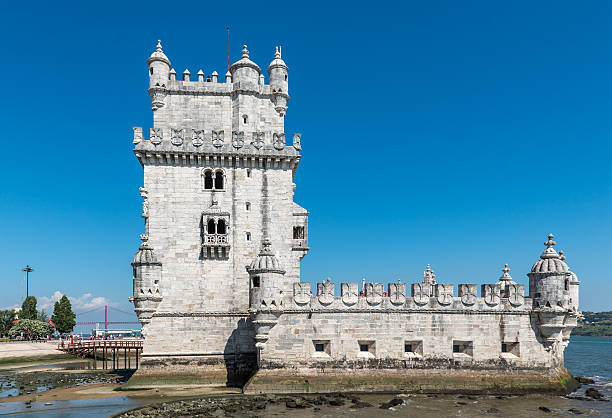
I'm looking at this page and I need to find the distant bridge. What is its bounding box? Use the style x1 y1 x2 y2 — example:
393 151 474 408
76 305 139 329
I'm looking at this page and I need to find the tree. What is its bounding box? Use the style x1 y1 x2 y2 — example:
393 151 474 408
20 296 38 320
37 309 49 323
0 310 16 336
8 319 50 339
52 295 76 334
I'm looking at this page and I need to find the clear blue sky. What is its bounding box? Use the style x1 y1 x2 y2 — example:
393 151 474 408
1 1 611 329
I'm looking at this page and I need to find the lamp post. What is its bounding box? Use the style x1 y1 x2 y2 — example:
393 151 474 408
22 265 34 299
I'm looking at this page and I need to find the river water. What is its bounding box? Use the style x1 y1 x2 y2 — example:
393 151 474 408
0 336 610 417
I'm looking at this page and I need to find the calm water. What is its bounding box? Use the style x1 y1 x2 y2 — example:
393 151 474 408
0 336 610 417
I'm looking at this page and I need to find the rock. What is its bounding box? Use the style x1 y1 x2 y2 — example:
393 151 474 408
388 398 404 407
456 401 468 405
568 408 584 415
575 376 595 384
328 399 345 406
585 388 604 400
538 406 551 413
354 401 373 408
486 408 500 413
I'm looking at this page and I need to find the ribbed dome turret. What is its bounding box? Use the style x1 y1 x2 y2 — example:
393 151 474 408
530 234 569 273
147 40 171 66
230 45 261 77
132 240 161 265
268 46 288 72
248 238 285 274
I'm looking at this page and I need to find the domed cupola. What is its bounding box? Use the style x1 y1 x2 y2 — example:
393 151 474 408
530 234 570 274
230 45 261 88
248 238 285 274
147 39 171 67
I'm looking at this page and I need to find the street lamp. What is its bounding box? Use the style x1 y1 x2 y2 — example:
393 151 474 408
22 265 34 299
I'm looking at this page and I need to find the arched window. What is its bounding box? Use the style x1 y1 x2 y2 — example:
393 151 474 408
204 170 213 189
207 219 216 234
243 115 248 124
217 219 226 234
214 170 224 190
245 202 251 211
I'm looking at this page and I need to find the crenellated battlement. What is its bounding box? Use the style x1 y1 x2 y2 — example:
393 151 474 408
288 278 529 312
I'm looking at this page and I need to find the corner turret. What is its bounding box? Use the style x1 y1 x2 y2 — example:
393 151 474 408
130 235 162 332
147 40 170 89
268 46 289 116
230 45 261 89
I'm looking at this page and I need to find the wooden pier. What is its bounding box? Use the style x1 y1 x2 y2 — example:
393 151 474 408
57 340 143 370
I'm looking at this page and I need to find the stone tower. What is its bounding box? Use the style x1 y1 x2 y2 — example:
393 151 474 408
131 41 309 383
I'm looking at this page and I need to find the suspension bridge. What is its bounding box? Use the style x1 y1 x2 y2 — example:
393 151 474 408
75 305 139 331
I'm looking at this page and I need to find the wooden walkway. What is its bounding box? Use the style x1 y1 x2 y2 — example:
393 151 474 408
57 340 143 370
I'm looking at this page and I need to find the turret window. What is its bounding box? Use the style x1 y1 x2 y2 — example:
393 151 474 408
150 68 154 75
246 202 251 211
243 115 248 124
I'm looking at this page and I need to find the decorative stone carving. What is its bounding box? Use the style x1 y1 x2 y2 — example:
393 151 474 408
293 133 302 151
252 132 265 149
232 131 245 149
341 283 358 305
388 281 406 305
482 284 501 306
149 88 167 111
317 278 334 305
212 130 224 148
436 284 453 306
133 127 143 144
192 129 204 147
366 283 383 305
171 128 184 146
459 284 477 306
412 283 431 305
139 187 148 218
507 284 525 307
293 282 311 305
150 128 162 145
273 133 285 150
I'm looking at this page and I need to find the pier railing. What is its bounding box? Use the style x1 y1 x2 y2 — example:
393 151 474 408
57 340 143 370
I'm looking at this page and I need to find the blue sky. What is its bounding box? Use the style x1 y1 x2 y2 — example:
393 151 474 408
1 1 611 330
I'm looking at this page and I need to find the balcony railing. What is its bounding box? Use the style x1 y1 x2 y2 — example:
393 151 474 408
203 234 229 246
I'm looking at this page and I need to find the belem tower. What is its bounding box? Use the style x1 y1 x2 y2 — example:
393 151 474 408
130 40 581 393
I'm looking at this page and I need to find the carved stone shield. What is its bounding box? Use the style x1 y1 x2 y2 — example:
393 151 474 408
436 284 453 306
366 283 383 305
133 127 143 144
273 133 285 150
171 128 184 146
252 132 265 149
232 131 245 149
317 280 334 305
482 284 501 306
192 130 204 147
341 283 358 305
293 282 311 305
507 284 524 307
150 128 162 145
212 130 224 148
388 282 406 305
293 133 302 151
412 283 431 305
459 284 477 306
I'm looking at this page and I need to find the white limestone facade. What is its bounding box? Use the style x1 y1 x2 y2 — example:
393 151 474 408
131 41 580 392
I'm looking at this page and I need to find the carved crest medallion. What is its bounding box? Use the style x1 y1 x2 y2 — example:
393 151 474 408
436 284 453 306
273 133 285 150
412 283 431 305
293 133 302 151
317 279 334 305
192 130 204 147
482 284 501 306
293 282 311 305
459 284 477 306
252 132 265 149
232 131 245 149
341 283 358 305
150 128 163 145
212 130 224 148
133 127 143 144
507 284 524 307
388 282 406 305
171 128 184 146
366 283 383 305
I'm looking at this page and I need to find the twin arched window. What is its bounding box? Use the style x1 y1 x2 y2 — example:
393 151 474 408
206 218 226 235
203 169 224 190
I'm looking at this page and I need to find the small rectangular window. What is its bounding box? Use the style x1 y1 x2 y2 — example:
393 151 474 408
501 342 520 357
315 343 324 352
246 232 251 241
252 277 260 288
359 344 369 352
246 202 251 211
404 340 423 357
452 340 473 357
453 344 460 353
501 343 508 353
404 343 412 353
293 226 305 240
312 340 330 356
